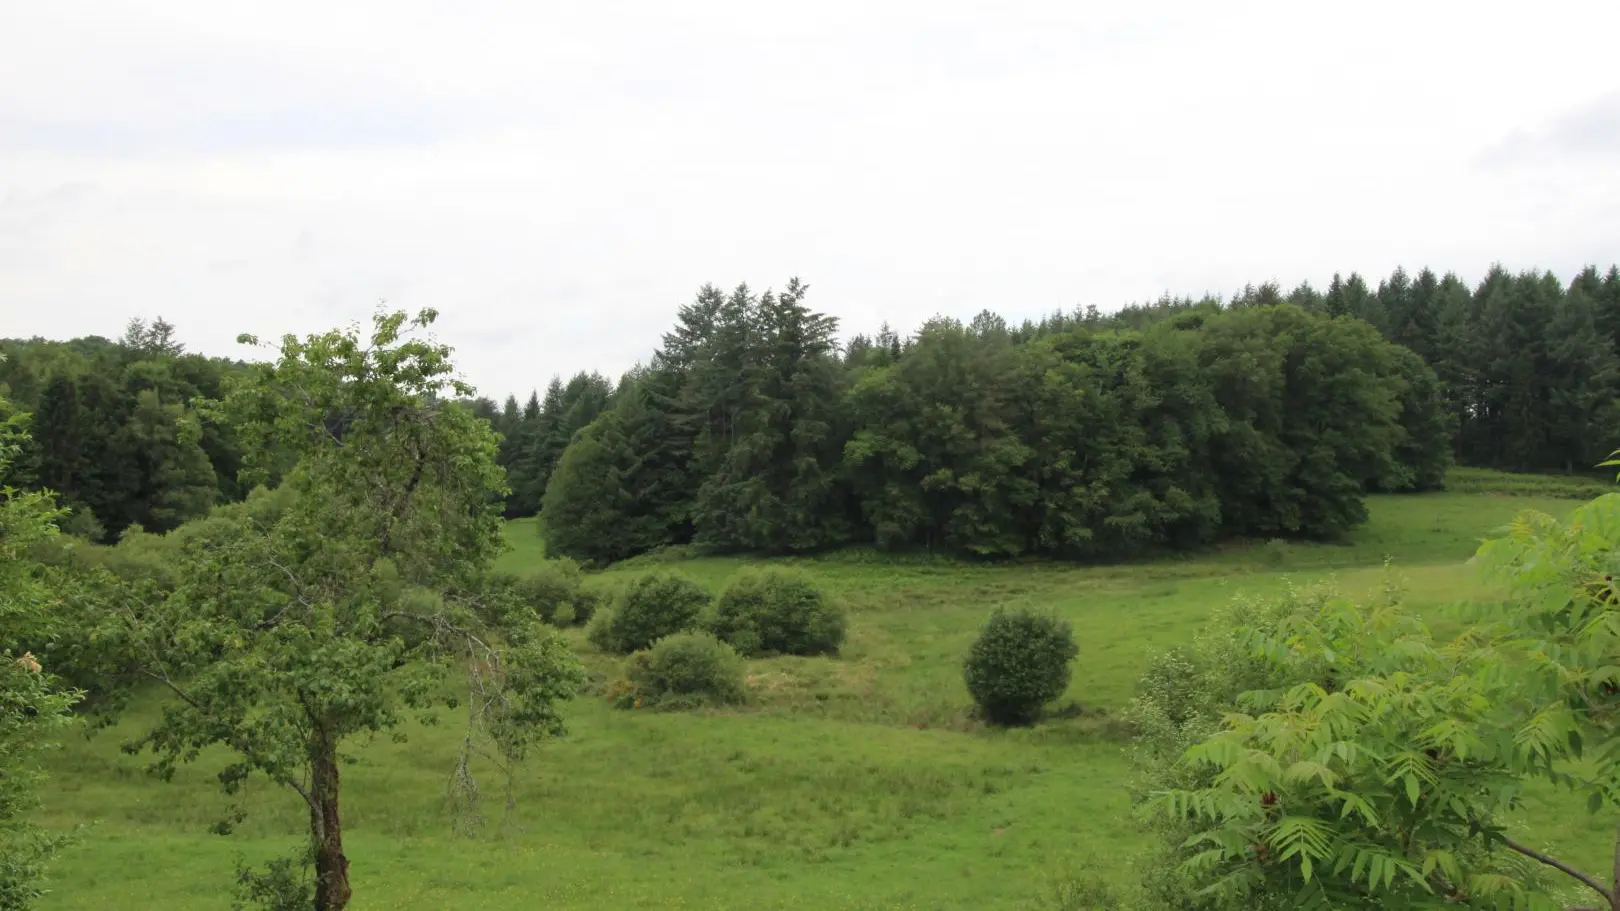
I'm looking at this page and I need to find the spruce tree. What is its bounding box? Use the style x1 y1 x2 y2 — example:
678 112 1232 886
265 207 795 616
691 280 846 551
1545 277 1620 472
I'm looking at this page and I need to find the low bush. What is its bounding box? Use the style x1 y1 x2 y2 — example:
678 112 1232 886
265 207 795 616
587 571 709 654
612 631 747 710
963 607 1078 725
1260 538 1290 567
709 568 845 657
510 557 597 625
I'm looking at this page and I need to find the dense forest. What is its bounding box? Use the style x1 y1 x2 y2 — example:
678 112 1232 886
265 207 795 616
537 280 1451 563
0 318 247 540
5 264 1619 560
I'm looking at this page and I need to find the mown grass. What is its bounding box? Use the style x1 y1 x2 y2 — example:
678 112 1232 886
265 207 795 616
35 485 1609 909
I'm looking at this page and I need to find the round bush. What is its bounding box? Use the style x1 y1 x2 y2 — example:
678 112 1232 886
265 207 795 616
963 607 1078 725
510 557 598 625
709 568 845 657
590 571 709 654
614 631 747 710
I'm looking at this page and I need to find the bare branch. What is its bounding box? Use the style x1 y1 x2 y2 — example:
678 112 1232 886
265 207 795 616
1502 837 1612 905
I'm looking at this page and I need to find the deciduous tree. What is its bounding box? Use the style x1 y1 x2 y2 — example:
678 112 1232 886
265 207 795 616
116 311 584 911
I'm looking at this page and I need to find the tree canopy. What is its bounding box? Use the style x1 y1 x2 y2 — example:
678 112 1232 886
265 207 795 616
8 264 1617 549
538 279 1452 564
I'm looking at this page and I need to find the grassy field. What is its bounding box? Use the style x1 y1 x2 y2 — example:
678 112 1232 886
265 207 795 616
35 483 1610 910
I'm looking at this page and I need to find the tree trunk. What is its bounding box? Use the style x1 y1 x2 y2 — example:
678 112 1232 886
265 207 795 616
311 731 351 911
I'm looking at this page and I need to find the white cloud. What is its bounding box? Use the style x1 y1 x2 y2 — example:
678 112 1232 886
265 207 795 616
3 0 1619 397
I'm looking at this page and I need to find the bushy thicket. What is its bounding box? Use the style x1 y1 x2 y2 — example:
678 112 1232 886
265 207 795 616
586 571 709 654
1123 569 1591 911
709 568 845 657
962 607 1078 725
1119 589 1328 911
539 284 1459 565
612 632 747 710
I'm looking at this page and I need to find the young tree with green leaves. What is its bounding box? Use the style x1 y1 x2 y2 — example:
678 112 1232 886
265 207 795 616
113 311 585 911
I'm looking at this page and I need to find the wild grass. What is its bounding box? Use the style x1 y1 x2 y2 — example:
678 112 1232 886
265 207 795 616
1445 464 1615 499
34 487 1606 909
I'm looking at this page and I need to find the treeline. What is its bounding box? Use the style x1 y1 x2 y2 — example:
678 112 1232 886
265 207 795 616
1069 264 1620 474
533 280 1450 564
9 263 1618 551
0 318 249 540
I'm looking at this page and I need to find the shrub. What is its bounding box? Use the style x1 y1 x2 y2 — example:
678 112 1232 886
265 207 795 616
963 607 1078 725
709 568 846 657
510 557 597 625
588 571 709 654
612 631 747 710
585 605 618 652
1261 537 1290 567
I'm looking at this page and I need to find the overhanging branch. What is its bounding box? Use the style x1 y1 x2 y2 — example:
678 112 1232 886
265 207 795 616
1503 836 1612 906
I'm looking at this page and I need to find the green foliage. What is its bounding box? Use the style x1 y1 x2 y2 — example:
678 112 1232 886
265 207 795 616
962 607 1077 725
709 568 846 657
473 371 614 519
1139 497 1620 910
539 283 1451 565
588 571 709 654
232 849 314 911
612 631 748 710
106 310 585 911
500 558 596 625
540 369 697 565
1260 538 1290 567
688 280 849 552
0 388 83 909
0 322 252 539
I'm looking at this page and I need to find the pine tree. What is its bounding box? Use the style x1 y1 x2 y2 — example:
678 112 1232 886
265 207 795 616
1545 277 1620 472
527 376 568 498
1324 273 1350 318
1286 281 1323 311
28 376 90 507
1589 265 1620 357
1430 272 1477 463
500 390 547 517
1378 267 1432 360
691 280 847 551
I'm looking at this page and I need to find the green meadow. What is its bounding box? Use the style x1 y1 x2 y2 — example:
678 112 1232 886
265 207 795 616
35 477 1607 910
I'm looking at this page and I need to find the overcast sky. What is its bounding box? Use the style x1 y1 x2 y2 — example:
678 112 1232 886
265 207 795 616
4 1 1619 399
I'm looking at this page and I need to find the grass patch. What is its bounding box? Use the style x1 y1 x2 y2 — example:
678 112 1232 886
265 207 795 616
492 515 546 574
